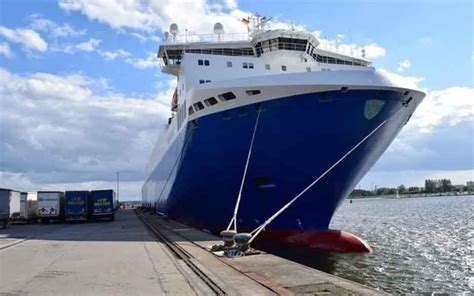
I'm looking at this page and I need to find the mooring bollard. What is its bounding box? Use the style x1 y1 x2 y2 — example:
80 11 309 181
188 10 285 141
220 230 236 247
234 233 252 252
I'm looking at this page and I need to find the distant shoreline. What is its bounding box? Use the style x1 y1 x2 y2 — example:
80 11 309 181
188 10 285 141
349 192 474 200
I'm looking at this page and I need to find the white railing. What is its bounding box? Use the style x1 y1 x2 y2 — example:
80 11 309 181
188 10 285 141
163 32 250 44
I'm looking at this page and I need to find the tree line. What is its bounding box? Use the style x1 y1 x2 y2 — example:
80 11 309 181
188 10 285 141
350 179 471 198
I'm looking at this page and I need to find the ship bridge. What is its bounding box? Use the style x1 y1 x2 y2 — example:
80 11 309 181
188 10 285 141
157 23 371 76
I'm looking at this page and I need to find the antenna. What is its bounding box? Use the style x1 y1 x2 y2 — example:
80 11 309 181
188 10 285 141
213 22 224 40
170 23 179 41
361 48 366 59
164 31 169 42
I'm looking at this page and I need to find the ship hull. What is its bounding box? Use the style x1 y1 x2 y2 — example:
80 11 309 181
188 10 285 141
142 88 421 251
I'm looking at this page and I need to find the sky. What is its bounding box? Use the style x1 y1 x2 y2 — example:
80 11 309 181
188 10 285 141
0 0 473 200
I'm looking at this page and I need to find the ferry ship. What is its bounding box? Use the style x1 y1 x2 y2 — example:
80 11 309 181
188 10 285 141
142 16 425 252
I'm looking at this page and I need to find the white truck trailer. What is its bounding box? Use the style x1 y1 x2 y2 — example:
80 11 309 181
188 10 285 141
10 192 38 223
37 191 65 223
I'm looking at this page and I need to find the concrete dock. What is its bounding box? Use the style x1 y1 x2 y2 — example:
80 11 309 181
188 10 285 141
0 209 385 295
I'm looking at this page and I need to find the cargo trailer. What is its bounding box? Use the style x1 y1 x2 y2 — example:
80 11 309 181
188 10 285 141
89 190 116 221
65 191 89 222
37 191 65 223
10 192 37 223
0 189 12 228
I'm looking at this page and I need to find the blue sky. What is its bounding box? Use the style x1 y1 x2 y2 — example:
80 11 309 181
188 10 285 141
0 0 472 199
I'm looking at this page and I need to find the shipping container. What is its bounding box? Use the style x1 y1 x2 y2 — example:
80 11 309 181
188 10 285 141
0 189 11 228
10 192 37 223
65 191 89 222
89 190 116 221
37 191 65 223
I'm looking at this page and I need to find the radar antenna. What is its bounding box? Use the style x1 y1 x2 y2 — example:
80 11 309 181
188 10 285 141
213 22 224 41
169 23 179 41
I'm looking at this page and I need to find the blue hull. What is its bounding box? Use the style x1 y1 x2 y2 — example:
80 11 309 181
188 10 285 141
143 89 413 239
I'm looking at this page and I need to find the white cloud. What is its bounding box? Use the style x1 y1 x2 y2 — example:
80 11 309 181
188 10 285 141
359 169 474 189
99 49 130 60
58 0 161 30
29 15 86 38
397 59 411 73
0 172 143 201
56 38 131 62
0 67 173 198
0 42 12 58
378 68 424 90
126 52 158 69
315 35 386 60
58 0 249 33
408 87 474 133
0 26 48 51
76 38 101 51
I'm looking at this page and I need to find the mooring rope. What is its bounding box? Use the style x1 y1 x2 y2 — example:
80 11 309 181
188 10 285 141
248 117 390 243
226 106 263 232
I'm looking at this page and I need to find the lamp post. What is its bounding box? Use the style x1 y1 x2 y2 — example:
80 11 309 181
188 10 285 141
116 171 120 203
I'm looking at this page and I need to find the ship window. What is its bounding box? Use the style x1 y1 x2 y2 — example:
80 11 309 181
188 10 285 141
194 102 205 111
306 67 311 72
199 79 205 84
281 65 287 71
206 80 211 83
204 60 210 66
265 64 270 70
188 106 194 115
245 90 261 96
204 97 218 106
198 59 203 65
227 61 232 67
218 92 236 101
249 63 254 69
243 62 248 69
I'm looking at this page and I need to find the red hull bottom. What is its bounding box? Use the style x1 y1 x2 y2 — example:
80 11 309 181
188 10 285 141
259 229 372 253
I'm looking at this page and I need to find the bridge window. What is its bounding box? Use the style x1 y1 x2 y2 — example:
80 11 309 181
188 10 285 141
281 65 287 71
227 61 232 67
265 64 270 70
198 59 203 65
188 106 195 116
243 62 248 69
204 97 218 106
218 92 236 101
306 67 311 72
249 63 254 69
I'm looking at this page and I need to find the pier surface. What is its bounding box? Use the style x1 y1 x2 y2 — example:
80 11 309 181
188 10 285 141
0 209 385 295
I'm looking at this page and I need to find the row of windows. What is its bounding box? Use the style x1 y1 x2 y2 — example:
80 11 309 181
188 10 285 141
188 90 260 116
197 61 316 73
199 79 211 84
